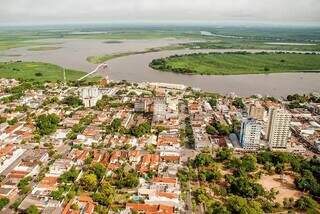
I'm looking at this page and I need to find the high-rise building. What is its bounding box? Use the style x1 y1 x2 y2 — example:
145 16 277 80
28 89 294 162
249 101 265 120
240 118 262 150
267 108 291 149
153 98 167 123
79 86 102 107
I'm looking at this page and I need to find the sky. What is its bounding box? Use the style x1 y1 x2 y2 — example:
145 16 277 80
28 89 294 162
1 0 320 25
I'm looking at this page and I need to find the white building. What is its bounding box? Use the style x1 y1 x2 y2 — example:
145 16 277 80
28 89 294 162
153 98 167 123
240 118 262 150
267 108 291 149
79 86 102 107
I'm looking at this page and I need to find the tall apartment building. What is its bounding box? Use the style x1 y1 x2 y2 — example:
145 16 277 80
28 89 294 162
249 101 265 120
267 108 291 149
153 98 167 123
79 86 102 107
240 118 262 150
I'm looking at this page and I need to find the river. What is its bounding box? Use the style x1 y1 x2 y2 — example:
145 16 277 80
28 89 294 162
0 38 319 97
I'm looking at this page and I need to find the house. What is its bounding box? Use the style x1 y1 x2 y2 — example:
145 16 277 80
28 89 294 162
126 203 174 214
139 154 160 173
62 194 95 214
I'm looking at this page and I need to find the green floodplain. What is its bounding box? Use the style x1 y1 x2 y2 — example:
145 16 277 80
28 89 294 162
150 52 320 75
0 25 320 52
0 61 98 82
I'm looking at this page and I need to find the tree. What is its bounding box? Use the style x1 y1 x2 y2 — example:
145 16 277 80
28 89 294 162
295 195 319 211
8 117 18 125
35 114 60 135
227 196 263 214
62 95 83 108
227 175 265 198
198 166 221 182
295 170 318 193
18 176 32 193
0 116 6 124
193 152 215 167
232 98 245 109
207 200 230 214
92 182 115 207
113 168 139 189
0 197 9 210
80 174 98 191
60 167 79 183
110 118 122 132
26 205 40 214
216 148 233 162
283 197 295 209
50 187 65 201
131 122 151 137
193 188 208 204
206 125 217 135
241 155 257 172
90 163 107 180
208 98 217 108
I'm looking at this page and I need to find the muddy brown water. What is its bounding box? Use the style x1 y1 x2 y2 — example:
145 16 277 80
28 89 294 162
0 38 319 97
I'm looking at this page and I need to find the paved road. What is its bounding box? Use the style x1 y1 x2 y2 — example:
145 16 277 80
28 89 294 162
0 150 28 176
185 181 193 214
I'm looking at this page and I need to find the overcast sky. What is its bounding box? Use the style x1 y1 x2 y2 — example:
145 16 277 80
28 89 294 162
1 0 320 25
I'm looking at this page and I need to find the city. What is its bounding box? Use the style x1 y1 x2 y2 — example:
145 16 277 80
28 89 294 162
0 75 319 213
1 0 320 213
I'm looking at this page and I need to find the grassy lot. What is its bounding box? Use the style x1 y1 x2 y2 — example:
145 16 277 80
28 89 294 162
150 52 320 75
0 61 98 82
27 46 62 51
87 45 183 64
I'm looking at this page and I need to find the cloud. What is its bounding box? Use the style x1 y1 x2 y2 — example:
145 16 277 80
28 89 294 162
0 0 319 24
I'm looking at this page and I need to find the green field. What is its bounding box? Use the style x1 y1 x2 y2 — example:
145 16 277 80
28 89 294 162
1 26 320 52
182 40 320 52
0 61 98 82
150 52 320 75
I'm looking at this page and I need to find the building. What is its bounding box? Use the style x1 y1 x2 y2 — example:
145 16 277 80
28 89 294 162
153 98 167 123
240 118 262 150
249 101 265 120
135 98 147 112
267 108 291 149
79 86 102 107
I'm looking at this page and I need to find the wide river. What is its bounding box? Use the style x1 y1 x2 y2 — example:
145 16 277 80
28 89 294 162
0 38 320 97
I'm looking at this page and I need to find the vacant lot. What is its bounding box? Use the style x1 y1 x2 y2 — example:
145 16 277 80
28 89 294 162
0 61 95 82
258 174 303 203
150 52 320 75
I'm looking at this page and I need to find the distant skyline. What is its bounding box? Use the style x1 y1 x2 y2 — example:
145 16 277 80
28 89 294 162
1 0 320 25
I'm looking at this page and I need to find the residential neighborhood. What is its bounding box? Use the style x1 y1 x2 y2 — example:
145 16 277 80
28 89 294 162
0 77 319 213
